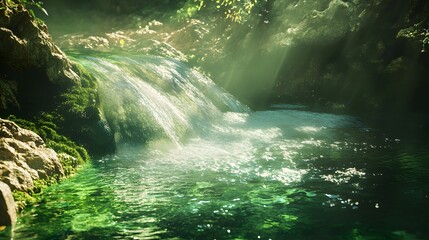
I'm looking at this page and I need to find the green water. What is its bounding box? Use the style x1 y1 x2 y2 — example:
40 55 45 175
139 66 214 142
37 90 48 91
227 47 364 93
11 108 429 239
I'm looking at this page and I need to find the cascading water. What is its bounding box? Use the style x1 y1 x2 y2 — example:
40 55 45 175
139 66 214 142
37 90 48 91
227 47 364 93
74 55 249 146
9 55 429 240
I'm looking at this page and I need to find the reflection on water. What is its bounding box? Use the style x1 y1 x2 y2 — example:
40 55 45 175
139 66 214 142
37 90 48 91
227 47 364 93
10 109 429 240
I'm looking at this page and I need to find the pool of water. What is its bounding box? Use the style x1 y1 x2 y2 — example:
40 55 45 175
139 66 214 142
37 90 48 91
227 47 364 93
10 109 429 239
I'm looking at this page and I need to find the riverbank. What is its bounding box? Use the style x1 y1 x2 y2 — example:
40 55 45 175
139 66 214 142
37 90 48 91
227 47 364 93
0 0 115 229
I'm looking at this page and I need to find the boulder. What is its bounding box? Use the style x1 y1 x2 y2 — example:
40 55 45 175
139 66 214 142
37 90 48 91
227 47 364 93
0 119 65 192
0 181 16 226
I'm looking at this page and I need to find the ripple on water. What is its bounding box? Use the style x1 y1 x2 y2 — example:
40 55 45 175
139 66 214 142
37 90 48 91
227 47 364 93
10 109 429 239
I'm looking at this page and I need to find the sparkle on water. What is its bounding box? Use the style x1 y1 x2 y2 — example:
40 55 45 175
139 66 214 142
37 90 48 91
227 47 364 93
12 108 429 239
7 56 429 240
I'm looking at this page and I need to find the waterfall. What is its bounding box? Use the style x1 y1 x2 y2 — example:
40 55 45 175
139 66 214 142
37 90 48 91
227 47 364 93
74 55 249 145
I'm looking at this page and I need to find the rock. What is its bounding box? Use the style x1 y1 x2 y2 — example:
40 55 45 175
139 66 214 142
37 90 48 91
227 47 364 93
0 181 16 226
0 4 79 85
0 119 64 192
0 2 116 156
0 2 80 115
0 78 19 113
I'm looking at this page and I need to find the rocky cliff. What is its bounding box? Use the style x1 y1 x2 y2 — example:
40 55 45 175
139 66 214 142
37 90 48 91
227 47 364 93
0 1 115 155
0 1 78 114
0 3 79 84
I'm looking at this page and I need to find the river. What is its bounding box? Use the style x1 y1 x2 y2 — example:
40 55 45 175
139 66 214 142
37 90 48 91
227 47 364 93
10 55 429 239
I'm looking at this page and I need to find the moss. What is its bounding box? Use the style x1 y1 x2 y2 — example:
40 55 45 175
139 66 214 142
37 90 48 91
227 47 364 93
58 153 78 176
3 62 115 156
46 141 85 166
56 72 98 123
50 63 115 156
6 114 91 211
32 176 61 194
6 114 89 160
12 191 36 212
4 64 108 211
11 174 64 212
75 145 90 162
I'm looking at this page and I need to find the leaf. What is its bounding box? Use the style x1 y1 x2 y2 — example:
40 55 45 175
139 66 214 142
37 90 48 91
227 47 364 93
305 191 317 197
34 1 48 16
28 9 36 19
198 0 204 10
40 7 48 16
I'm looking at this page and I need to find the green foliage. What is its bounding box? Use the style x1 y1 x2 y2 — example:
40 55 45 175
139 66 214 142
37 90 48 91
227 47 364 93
176 0 258 23
32 177 61 195
213 0 258 22
421 28 429 51
397 24 429 52
58 153 75 176
175 0 204 21
5 62 111 156
47 62 116 156
47 142 85 166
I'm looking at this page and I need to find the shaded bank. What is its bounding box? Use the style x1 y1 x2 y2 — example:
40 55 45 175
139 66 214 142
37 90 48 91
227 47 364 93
0 1 115 155
0 0 115 228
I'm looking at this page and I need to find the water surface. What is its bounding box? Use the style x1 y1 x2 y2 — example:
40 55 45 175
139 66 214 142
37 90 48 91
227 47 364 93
13 108 429 239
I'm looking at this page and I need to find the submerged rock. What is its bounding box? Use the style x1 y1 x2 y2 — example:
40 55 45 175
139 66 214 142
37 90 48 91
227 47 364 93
0 119 64 192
